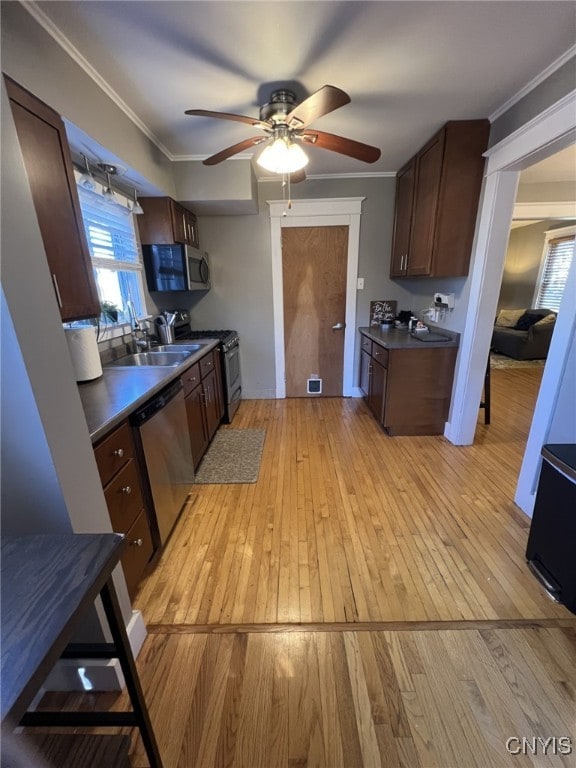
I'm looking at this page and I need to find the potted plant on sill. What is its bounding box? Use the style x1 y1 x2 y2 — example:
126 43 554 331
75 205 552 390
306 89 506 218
100 301 120 323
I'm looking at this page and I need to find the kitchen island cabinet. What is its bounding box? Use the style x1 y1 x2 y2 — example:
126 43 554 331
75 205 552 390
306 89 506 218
137 196 199 248
390 120 489 278
359 327 458 436
5 76 100 322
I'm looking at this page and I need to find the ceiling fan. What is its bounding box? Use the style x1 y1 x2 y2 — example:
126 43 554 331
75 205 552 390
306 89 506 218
185 85 381 179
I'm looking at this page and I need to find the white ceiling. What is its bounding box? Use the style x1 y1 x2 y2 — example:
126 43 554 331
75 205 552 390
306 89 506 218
31 1 576 179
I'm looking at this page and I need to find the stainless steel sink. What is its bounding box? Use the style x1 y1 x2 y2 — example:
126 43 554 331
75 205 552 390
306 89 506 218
152 344 204 353
107 350 193 368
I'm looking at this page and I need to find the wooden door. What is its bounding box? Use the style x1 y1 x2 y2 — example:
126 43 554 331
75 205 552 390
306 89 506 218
282 226 348 397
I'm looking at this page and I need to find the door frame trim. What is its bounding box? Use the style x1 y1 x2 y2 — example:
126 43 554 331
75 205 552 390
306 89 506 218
445 87 576 516
268 197 364 398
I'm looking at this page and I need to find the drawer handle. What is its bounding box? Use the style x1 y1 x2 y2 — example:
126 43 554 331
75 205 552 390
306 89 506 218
130 538 143 547
187 376 197 383
121 485 132 495
113 448 124 458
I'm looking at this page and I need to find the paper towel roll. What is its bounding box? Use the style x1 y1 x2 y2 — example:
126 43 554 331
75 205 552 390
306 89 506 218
65 326 103 382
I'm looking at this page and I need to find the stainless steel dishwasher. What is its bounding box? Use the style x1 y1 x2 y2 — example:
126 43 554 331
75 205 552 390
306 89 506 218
131 378 194 546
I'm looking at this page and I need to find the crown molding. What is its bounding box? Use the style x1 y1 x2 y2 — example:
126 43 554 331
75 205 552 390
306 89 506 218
22 1 174 160
489 44 576 123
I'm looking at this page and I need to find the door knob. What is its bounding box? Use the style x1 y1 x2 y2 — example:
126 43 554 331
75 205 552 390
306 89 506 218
332 322 345 330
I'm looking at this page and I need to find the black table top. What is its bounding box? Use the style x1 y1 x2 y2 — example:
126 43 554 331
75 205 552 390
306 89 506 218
1 534 126 727
542 444 576 481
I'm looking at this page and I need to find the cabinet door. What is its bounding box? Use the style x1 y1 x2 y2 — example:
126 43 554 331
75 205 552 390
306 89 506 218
185 384 208 468
212 346 225 421
185 210 199 248
203 369 220 441
390 159 415 277
359 349 371 397
368 359 387 423
6 77 100 322
407 131 444 276
137 197 173 244
170 201 188 244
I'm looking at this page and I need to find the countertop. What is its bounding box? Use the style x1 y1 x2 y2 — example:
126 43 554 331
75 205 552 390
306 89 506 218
78 339 218 443
359 325 460 349
1 533 125 726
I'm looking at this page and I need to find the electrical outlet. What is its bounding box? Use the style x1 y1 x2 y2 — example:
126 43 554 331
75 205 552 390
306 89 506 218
357 277 364 290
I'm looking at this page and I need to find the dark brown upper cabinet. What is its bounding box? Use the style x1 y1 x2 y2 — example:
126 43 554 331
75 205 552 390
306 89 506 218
390 120 489 279
137 197 199 248
5 76 100 321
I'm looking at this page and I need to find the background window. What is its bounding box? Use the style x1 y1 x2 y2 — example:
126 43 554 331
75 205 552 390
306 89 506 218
534 229 575 313
77 183 147 322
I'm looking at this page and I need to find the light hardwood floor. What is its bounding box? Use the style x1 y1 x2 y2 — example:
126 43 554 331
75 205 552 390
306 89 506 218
40 365 576 767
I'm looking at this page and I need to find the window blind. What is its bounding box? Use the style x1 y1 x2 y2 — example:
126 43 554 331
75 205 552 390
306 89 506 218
78 186 140 266
535 235 575 313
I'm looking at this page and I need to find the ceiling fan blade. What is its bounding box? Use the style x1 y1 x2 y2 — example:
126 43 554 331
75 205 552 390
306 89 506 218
301 130 381 164
185 109 269 130
203 135 269 165
286 85 351 130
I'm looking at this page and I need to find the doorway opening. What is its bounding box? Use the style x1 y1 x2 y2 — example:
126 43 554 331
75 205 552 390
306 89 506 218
446 87 576 516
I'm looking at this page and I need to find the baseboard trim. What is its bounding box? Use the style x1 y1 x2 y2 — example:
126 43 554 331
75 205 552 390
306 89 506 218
40 610 147 693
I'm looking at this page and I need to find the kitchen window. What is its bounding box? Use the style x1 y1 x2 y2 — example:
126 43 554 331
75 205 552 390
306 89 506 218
76 180 147 323
534 226 575 313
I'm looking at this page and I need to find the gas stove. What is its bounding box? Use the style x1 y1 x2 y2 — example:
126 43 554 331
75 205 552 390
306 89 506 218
187 329 239 352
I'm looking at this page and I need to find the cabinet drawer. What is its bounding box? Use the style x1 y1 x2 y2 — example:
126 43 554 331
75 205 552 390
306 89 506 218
199 351 215 378
104 459 143 533
94 422 133 486
361 335 372 355
372 344 389 367
121 510 154 599
181 362 201 396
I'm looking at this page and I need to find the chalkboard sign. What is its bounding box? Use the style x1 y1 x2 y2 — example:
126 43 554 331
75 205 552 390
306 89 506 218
370 300 397 326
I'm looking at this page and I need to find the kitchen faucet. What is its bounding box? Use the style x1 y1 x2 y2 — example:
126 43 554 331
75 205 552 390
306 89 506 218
127 300 151 351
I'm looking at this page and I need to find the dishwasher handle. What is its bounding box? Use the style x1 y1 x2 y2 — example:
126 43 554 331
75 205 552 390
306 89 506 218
131 378 184 426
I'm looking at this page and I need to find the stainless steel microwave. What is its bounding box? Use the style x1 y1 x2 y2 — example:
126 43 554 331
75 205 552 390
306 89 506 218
142 244 210 292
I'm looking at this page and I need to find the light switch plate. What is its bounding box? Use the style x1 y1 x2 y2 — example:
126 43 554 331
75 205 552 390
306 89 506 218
357 277 364 290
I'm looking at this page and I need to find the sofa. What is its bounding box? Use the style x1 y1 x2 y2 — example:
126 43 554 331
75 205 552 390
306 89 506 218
491 308 556 360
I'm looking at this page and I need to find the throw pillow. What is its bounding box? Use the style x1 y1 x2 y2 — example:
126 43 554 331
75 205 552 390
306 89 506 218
515 311 544 331
495 308 525 327
534 312 556 327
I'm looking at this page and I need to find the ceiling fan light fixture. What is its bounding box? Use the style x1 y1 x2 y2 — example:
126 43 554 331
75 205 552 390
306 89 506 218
257 137 309 174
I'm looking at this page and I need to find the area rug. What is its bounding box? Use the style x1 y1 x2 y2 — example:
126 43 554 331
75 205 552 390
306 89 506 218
490 353 546 370
194 429 266 484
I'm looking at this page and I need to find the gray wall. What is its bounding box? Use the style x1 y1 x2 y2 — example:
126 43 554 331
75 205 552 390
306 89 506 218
0 80 132 635
1 2 175 197
489 56 576 147
499 220 576 309
153 176 400 396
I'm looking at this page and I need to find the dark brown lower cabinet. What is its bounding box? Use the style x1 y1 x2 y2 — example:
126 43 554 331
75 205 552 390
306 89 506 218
360 333 457 436
368 358 387 422
185 381 209 468
182 349 224 469
93 421 154 598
